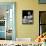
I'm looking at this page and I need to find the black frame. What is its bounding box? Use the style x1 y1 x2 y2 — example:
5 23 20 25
22 10 33 24
39 11 46 35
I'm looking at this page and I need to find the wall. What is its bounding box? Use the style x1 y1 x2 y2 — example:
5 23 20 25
16 0 39 40
39 4 46 11
0 0 46 41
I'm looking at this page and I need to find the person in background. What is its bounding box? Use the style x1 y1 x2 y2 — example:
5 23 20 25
35 34 44 42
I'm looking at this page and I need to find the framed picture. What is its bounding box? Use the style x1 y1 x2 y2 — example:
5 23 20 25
22 10 33 24
39 11 46 35
39 0 46 4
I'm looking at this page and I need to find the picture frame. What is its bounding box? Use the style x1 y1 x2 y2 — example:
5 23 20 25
39 11 46 35
22 10 33 24
39 0 46 4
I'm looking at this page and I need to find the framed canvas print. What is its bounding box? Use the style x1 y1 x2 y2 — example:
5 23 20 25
0 2 16 40
22 10 33 24
39 0 46 4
